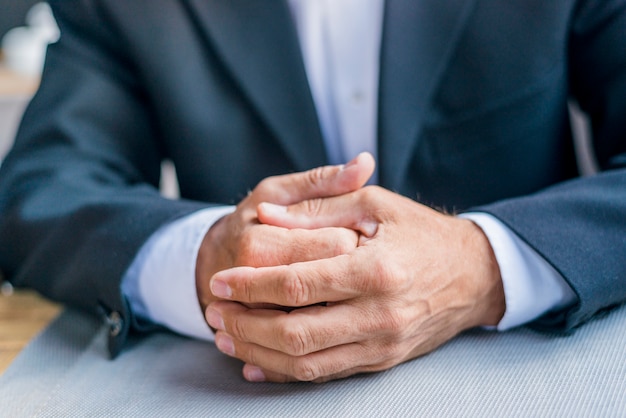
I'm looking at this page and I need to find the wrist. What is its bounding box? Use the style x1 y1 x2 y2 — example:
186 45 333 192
196 214 229 313
461 219 506 327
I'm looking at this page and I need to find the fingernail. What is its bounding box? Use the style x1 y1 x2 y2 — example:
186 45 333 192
341 154 361 170
245 365 266 382
211 279 232 299
341 152 367 171
205 308 225 331
216 334 235 356
258 202 287 216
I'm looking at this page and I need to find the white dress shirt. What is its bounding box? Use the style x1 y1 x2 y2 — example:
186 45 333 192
122 0 576 341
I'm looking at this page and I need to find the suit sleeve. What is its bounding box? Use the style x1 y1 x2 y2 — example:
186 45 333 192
0 0 209 355
477 0 626 332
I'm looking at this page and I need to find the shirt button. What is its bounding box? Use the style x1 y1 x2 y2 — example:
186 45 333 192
351 90 365 103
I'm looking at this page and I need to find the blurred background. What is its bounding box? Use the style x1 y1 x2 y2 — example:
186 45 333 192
0 2 61 374
1 0 58 162
0 0 39 38
0 1 180 193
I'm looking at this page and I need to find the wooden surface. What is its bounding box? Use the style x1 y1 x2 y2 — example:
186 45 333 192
0 285 61 375
0 65 39 97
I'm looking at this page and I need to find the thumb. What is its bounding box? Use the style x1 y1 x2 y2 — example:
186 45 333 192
258 152 375 206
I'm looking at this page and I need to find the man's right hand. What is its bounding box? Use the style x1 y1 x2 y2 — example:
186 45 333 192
195 152 376 313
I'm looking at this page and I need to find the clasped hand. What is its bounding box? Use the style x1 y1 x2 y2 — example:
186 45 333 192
198 153 505 383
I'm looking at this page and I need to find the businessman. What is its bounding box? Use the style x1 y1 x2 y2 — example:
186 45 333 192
0 0 625 383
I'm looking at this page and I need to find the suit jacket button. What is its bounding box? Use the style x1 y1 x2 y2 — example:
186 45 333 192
106 311 123 337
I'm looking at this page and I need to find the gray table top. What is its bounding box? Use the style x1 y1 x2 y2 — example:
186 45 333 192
2 305 625 417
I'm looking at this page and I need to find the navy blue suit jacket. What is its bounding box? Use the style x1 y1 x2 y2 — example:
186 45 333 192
1 0 625 356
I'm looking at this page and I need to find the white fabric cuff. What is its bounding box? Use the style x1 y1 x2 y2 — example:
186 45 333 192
122 206 235 341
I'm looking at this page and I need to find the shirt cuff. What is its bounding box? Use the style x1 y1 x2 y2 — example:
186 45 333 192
122 206 235 341
460 212 577 331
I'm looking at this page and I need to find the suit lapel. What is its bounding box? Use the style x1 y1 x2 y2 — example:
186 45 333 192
378 0 477 190
182 0 477 181
182 0 327 171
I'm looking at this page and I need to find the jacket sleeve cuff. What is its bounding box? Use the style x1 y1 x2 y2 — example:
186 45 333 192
121 206 235 341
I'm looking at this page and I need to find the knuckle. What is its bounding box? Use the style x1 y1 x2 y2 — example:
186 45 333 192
282 270 311 306
378 307 411 340
359 185 379 202
237 226 278 267
229 315 248 341
370 257 397 293
386 311 408 336
242 280 255 303
237 229 257 264
305 166 328 189
358 185 388 209
279 324 310 356
244 344 260 367
362 339 406 372
255 176 275 194
376 346 405 370
282 231 305 261
291 358 320 382
334 229 358 255
230 270 255 303
302 198 324 217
